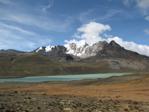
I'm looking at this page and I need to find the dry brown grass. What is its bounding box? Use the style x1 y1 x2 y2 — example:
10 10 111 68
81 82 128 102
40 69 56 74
0 75 149 102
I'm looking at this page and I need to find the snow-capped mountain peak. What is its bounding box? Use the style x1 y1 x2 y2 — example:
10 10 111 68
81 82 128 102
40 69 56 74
35 41 109 58
35 46 54 53
45 46 54 52
64 41 108 58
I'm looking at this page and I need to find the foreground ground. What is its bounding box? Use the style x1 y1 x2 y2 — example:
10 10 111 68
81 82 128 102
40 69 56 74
0 73 149 112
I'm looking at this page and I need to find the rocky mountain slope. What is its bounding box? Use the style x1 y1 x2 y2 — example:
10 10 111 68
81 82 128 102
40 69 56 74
36 40 149 59
0 40 149 77
36 41 109 58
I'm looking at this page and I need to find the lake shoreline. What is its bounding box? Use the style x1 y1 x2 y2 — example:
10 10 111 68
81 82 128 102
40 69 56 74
0 73 149 111
0 73 132 83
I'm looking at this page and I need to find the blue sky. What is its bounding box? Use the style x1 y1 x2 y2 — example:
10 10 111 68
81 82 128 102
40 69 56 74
0 0 149 51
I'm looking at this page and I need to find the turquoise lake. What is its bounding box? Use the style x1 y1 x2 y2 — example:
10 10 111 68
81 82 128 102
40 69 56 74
0 73 130 83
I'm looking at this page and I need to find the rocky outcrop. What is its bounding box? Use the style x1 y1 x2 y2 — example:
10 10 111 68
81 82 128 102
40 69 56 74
96 41 148 60
35 40 149 60
36 46 74 61
65 41 108 58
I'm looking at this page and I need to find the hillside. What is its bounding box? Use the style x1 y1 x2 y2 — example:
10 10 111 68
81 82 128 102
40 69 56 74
0 40 149 77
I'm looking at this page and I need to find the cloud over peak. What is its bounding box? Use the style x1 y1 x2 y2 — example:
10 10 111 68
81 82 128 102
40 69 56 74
69 22 111 45
65 22 149 56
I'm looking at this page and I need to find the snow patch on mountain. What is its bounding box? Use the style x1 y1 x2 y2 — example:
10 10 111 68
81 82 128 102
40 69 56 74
45 46 54 52
35 46 54 53
64 41 108 58
35 47 43 53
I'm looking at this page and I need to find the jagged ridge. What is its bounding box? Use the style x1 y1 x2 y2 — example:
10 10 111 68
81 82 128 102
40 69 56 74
0 40 149 77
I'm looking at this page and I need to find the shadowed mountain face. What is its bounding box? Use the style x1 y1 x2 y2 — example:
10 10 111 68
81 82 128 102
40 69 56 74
36 40 148 61
0 49 24 54
0 40 149 77
35 46 74 61
97 41 147 59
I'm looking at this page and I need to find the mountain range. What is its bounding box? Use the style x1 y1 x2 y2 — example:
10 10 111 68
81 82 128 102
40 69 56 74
0 40 149 77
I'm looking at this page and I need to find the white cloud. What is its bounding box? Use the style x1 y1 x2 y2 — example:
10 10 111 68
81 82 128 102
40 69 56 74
123 0 149 18
122 0 136 7
135 0 149 21
78 9 95 23
107 36 149 56
145 16 149 21
0 12 72 32
78 9 122 23
0 0 72 32
136 0 149 11
42 0 54 12
69 22 111 45
0 22 37 36
123 0 131 6
0 22 51 51
123 0 149 10
144 29 149 35
0 0 14 5
65 22 149 56
0 0 72 51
